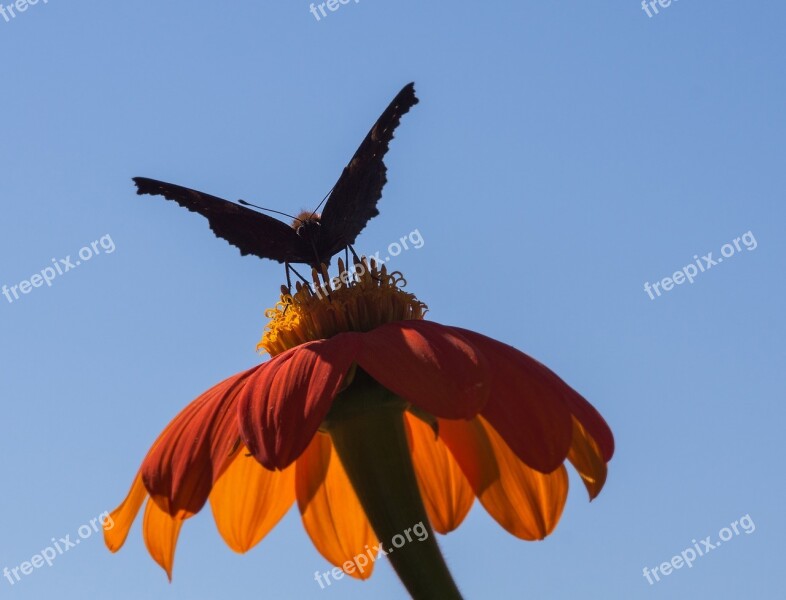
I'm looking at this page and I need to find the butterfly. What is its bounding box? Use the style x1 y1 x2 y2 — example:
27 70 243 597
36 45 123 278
133 82 418 273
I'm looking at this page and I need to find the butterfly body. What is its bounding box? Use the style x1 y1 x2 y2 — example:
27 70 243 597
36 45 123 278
133 83 419 269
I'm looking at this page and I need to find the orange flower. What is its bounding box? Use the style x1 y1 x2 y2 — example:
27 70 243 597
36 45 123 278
106 259 613 596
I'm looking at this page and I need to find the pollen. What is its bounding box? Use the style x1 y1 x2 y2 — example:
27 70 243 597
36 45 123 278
259 257 428 356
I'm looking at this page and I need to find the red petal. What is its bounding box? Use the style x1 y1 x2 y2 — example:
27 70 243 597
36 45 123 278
449 327 573 473
567 417 608 500
357 321 489 419
141 367 256 519
561 385 614 462
239 337 360 470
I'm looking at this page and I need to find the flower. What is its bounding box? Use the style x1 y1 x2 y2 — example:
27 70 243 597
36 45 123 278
106 259 614 596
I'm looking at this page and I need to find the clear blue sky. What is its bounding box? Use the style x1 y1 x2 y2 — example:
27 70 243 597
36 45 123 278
1 2 784 599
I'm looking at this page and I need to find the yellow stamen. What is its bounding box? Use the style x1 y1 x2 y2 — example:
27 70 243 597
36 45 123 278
259 258 427 357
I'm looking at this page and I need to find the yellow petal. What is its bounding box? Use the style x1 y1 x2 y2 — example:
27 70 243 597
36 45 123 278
440 416 568 540
105 472 147 552
296 433 377 580
142 497 183 581
405 413 474 534
209 446 296 553
567 417 608 500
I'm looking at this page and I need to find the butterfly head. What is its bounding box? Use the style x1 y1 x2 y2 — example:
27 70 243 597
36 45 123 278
292 211 322 238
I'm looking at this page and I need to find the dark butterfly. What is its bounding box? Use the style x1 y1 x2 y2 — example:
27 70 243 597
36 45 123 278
133 82 418 272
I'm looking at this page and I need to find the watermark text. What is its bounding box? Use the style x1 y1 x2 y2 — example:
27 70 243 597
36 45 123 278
2 234 116 305
314 521 429 589
643 231 756 300
642 514 755 585
3 511 115 586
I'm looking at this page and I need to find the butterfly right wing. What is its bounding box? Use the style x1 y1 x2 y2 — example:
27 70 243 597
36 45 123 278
318 82 419 257
133 177 313 264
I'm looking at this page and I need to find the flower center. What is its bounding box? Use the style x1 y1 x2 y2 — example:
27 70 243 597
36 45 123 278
259 258 428 356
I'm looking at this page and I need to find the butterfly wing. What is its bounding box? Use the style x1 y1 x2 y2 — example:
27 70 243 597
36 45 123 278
133 177 313 264
318 82 419 258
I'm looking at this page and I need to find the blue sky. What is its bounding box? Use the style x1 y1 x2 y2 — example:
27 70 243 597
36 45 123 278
1 1 784 599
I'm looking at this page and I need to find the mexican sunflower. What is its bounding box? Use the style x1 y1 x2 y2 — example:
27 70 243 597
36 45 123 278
105 258 614 599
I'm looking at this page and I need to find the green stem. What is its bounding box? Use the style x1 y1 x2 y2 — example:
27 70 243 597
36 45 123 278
325 371 463 600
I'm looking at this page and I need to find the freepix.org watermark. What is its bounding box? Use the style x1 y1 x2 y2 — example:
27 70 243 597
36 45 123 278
642 514 756 585
0 0 49 24
641 0 681 18
2 234 116 305
309 0 359 22
3 511 115 586
314 228 424 299
643 231 757 300
313 521 430 589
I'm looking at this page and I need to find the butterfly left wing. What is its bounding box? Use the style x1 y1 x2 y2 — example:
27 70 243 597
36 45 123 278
133 177 314 264
318 82 419 258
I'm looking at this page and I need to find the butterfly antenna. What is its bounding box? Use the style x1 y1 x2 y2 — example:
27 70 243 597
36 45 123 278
238 200 305 224
309 185 335 220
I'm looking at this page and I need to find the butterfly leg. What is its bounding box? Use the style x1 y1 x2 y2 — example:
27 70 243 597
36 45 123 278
285 262 293 292
284 262 311 291
347 244 362 264
282 263 315 314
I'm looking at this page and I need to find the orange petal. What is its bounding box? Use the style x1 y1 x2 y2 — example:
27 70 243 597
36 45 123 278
405 413 474 534
296 433 377 580
439 416 568 540
567 417 608 500
105 472 148 552
142 497 184 581
209 446 296 553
